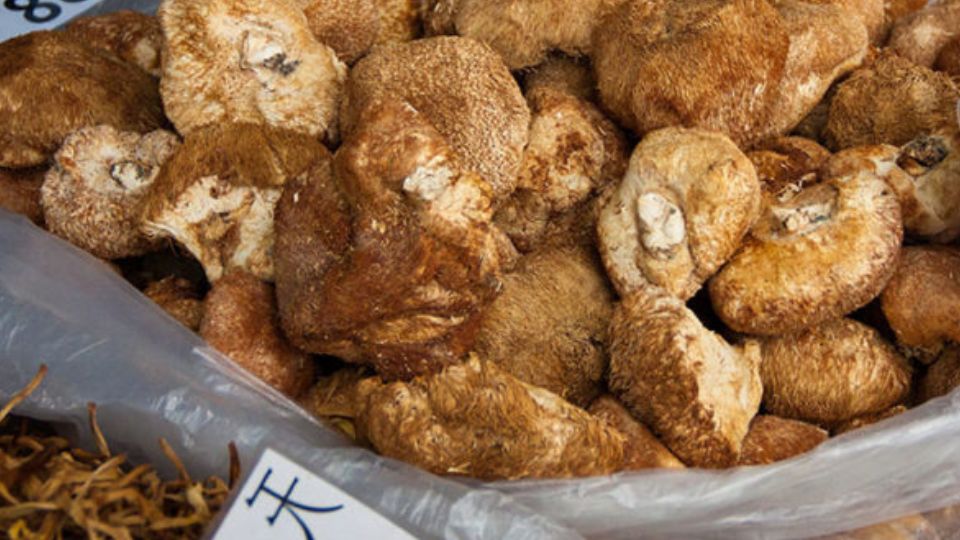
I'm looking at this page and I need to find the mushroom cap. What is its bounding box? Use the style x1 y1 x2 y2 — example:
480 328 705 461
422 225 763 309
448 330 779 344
588 395 685 470
935 36 960 77
141 123 327 282
143 276 204 331
300 367 371 419
598 127 761 300
424 0 622 69
771 0 868 136
523 55 596 101
747 136 831 200
824 53 959 151
495 86 627 253
275 99 504 380
827 515 938 540
608 286 763 468
41 126 179 260
355 356 626 480
592 0 790 148
760 318 912 426
0 31 164 169
0 167 44 224
831 405 907 435
736 415 828 466
200 270 315 398
372 0 422 44
294 0 380 64
889 2 960 69
881 246 960 357
890 132 960 241
65 10 163 76
159 0 346 139
709 145 903 336
474 245 614 408
341 36 530 202
919 345 960 403
804 0 884 44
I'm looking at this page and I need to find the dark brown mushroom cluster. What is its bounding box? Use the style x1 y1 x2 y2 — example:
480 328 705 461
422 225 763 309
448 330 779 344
1 0 957 481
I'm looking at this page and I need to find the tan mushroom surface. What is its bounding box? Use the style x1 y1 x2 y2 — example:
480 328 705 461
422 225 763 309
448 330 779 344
832 405 907 435
523 55 596 101
608 285 763 468
598 127 761 300
0 167 45 225
588 395 685 471
888 1 960 69
275 99 504 381
65 10 163 76
41 126 179 260
737 415 828 466
0 31 165 169
889 133 960 242
143 276 205 331
881 246 960 361
422 0 622 69
201 270 315 399
474 244 613 408
159 0 346 139
342 36 529 203
495 86 627 253
823 53 959 151
294 0 380 64
140 123 326 283
710 145 903 336
760 318 912 426
355 356 626 480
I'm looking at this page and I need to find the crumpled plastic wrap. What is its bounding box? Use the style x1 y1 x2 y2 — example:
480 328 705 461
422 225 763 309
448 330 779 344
4 0 960 536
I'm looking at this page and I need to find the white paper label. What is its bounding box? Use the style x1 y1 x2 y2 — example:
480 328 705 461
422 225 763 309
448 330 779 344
1 0 98 41
212 448 417 540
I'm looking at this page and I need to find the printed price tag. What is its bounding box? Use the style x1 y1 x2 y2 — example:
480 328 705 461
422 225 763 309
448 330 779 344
211 448 416 540
1 0 97 41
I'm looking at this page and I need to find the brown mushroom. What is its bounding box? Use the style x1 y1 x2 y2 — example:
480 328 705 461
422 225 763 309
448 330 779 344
832 405 907 435
823 53 959 151
760 318 912 426
300 367 371 419
372 0 422 44
65 10 163 76
747 136 831 202
888 133 960 242
710 145 903 336
737 415 828 466
275 99 505 381
588 395 685 471
341 36 530 203
523 55 596 101
294 0 380 64
0 31 164 169
140 123 326 282
355 355 626 480
934 37 960 77
474 244 613 408
0 167 44 225
598 127 761 300
143 276 205 331
422 0 622 69
41 126 179 260
592 0 865 148
159 0 346 139
888 1 960 69
200 270 315 398
881 246 960 361
495 85 627 253
608 285 763 468
918 345 960 403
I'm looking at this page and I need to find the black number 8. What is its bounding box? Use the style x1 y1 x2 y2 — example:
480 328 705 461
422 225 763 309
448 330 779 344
4 0 61 23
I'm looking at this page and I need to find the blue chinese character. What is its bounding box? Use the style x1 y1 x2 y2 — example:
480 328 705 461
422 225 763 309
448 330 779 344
246 468 344 540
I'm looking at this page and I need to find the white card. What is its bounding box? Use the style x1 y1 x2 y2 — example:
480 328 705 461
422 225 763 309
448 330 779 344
212 448 417 540
1 0 99 41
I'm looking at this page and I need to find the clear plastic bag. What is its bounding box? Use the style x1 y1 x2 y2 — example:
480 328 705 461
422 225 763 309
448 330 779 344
5 208 960 540
5 0 960 535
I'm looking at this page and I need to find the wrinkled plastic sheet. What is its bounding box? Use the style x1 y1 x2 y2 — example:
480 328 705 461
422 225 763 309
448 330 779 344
4 208 960 540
